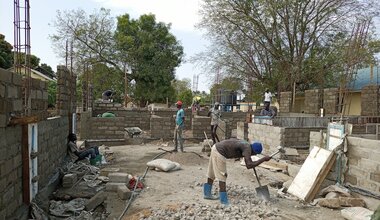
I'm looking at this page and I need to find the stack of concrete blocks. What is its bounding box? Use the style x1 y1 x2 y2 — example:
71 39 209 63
304 89 323 114
191 115 211 139
216 119 232 141
106 172 132 200
237 122 248 140
279 91 292 113
345 136 380 193
124 109 151 130
88 117 125 139
361 85 380 116
93 102 125 115
62 173 78 188
56 66 76 116
29 78 49 120
150 115 174 139
323 88 338 115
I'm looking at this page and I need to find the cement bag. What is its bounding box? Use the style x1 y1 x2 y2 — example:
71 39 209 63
147 159 176 172
341 207 374 220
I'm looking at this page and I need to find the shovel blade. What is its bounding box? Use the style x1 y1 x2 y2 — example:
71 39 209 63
255 185 270 201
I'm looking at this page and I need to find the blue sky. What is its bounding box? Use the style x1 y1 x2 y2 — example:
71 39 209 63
0 0 211 92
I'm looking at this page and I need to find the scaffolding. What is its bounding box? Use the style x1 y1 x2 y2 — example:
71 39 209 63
14 0 32 116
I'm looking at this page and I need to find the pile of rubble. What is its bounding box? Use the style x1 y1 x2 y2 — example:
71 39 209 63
142 184 281 220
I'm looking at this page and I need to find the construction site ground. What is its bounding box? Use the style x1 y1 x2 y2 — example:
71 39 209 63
103 141 345 220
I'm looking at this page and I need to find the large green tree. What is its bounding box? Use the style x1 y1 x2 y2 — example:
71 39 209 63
0 34 13 69
196 0 380 100
51 9 184 106
115 14 183 106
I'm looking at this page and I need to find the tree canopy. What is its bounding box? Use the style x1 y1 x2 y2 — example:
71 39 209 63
51 9 184 106
0 34 13 69
196 0 380 101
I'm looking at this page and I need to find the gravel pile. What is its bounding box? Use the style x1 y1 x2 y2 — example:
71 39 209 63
141 184 282 220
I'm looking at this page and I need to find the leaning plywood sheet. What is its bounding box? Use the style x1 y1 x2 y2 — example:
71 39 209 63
287 146 335 202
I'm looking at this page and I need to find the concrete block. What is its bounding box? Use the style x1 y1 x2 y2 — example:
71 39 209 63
370 172 380 182
0 114 6 128
99 168 120 177
6 86 18 98
12 100 23 112
106 182 125 192
85 191 106 211
117 185 132 200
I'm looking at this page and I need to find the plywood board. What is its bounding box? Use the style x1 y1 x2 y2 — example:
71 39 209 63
287 146 334 202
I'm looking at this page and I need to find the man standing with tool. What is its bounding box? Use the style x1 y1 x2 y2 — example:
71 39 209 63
208 102 221 145
203 138 271 205
174 100 185 152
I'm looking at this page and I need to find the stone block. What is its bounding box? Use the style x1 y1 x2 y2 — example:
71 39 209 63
106 182 125 192
84 191 106 211
117 185 132 200
0 69 12 83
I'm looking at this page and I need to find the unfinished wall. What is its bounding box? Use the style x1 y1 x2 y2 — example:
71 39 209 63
56 66 76 116
191 116 211 139
86 117 125 139
323 88 338 115
150 115 174 139
38 116 69 187
0 68 71 219
361 85 380 116
237 122 248 140
345 136 380 193
304 89 323 114
248 123 284 153
279 92 292 113
283 127 324 148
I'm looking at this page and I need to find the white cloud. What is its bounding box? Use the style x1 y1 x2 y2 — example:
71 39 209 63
93 0 202 33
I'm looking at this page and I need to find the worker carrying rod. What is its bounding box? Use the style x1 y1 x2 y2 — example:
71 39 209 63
203 138 270 205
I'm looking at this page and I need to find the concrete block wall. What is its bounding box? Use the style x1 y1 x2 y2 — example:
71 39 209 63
361 85 380 116
304 89 323 114
93 102 125 116
323 88 338 114
37 116 69 187
87 117 125 139
150 115 174 138
0 68 24 128
56 66 76 116
124 110 151 130
279 92 292 113
221 112 246 128
237 122 248 140
283 127 324 148
309 131 326 149
30 78 49 120
191 116 211 139
216 119 231 141
345 136 380 193
247 123 284 153
272 117 329 128
0 126 23 219
153 109 192 127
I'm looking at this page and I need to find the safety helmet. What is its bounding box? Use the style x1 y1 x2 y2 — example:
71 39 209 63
176 100 183 106
251 142 263 154
214 102 220 106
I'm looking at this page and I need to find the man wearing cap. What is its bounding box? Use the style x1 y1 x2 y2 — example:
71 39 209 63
174 100 185 152
203 138 270 205
208 102 221 145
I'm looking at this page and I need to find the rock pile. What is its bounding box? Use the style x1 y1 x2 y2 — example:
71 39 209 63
142 184 281 220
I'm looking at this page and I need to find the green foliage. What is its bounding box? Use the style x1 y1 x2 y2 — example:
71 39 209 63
47 81 57 107
115 14 184 106
177 89 193 107
0 34 13 69
91 63 124 103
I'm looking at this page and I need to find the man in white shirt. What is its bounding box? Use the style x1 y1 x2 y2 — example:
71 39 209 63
264 88 273 108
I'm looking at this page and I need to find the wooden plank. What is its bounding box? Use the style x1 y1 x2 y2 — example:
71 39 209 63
287 146 334 202
8 115 38 126
21 125 30 204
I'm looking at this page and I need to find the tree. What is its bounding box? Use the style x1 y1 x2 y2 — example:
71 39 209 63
115 14 184 106
51 9 184 106
178 89 193 107
0 34 13 69
196 0 380 104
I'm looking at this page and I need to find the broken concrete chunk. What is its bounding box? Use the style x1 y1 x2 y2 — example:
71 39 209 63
319 185 351 197
106 183 126 192
341 207 374 220
62 173 78 188
84 191 107 211
117 185 132 200
317 198 341 209
109 172 131 183
325 192 340 199
317 197 366 209
100 167 120 177
286 163 301 178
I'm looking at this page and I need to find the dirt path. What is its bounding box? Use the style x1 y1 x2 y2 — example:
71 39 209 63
103 142 343 220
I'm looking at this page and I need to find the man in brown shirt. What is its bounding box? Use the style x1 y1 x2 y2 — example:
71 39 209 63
203 138 270 205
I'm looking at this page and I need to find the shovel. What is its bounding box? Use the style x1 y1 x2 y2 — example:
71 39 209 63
253 167 270 201
252 146 285 201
